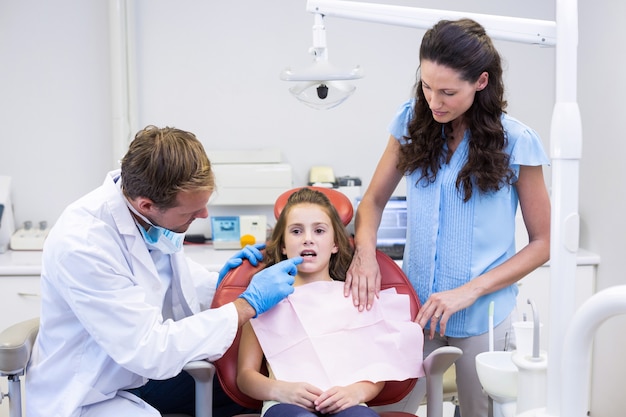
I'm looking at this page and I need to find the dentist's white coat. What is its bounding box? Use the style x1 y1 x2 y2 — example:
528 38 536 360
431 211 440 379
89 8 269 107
26 170 238 417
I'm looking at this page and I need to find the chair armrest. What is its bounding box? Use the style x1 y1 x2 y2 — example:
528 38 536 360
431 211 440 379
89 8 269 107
183 360 216 417
0 317 39 375
442 366 457 401
422 346 462 417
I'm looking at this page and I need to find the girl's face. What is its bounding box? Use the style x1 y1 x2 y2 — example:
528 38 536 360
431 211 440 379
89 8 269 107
420 59 488 125
281 203 338 278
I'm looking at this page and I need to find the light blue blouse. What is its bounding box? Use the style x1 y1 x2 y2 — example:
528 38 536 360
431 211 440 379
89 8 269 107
388 99 550 337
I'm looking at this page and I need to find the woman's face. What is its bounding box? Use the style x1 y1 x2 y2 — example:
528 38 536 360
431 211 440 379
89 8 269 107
281 203 338 276
420 59 488 125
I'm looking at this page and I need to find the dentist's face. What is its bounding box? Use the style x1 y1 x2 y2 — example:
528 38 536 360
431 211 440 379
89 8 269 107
281 203 338 275
146 190 211 233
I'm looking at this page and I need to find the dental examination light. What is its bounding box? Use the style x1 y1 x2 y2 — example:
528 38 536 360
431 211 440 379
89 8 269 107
282 0 556 110
280 13 364 110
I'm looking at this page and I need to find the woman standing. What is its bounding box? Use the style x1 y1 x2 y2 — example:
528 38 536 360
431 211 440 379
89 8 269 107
345 18 551 417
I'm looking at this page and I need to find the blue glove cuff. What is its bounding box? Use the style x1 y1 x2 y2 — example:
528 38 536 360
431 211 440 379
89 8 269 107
238 293 259 318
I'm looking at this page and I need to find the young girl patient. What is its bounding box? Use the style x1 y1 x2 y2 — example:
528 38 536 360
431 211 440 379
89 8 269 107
236 187 384 417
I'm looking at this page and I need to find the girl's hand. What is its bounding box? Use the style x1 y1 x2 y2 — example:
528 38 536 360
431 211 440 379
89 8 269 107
314 381 384 414
272 381 323 411
314 385 362 414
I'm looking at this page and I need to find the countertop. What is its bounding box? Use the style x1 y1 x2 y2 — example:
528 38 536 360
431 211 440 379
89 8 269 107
0 244 239 276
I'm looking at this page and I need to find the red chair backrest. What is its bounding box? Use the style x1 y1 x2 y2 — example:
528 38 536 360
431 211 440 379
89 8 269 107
367 250 420 406
211 259 266 409
210 187 420 409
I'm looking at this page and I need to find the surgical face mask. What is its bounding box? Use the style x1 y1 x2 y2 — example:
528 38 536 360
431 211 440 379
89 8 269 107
126 199 185 254
138 223 185 254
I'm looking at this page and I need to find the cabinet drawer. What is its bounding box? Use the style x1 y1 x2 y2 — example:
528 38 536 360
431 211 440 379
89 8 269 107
0 276 40 332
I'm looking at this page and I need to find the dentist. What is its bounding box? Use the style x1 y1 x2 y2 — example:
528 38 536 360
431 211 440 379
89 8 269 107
26 125 301 417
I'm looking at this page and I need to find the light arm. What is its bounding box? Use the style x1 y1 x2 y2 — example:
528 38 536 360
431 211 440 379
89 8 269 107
306 0 556 46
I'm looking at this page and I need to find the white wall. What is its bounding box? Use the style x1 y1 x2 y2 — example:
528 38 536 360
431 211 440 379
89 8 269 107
0 0 624 415
0 0 113 227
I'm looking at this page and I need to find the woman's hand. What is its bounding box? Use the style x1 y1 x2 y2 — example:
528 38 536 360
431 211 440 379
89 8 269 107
345 136 403 312
416 284 480 339
344 247 381 311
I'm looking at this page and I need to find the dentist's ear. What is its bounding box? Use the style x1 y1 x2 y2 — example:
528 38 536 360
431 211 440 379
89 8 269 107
133 196 155 214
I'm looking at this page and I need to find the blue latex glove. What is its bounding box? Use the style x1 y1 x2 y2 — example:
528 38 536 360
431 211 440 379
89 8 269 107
217 243 265 287
239 256 303 317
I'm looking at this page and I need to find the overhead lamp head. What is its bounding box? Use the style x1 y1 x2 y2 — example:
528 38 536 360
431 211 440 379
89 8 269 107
287 80 357 110
280 61 364 82
281 12 364 109
281 62 364 110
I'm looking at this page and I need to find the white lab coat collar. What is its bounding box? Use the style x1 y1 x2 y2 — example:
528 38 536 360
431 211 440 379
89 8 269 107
105 170 200 316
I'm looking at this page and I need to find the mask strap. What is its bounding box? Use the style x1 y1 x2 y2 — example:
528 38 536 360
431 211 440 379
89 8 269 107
125 198 155 229
122 194 164 236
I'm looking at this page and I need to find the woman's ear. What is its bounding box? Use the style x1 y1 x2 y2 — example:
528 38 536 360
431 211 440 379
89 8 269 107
476 71 489 91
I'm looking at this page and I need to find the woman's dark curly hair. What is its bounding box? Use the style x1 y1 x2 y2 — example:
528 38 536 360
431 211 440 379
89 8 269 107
398 18 515 201
264 188 353 282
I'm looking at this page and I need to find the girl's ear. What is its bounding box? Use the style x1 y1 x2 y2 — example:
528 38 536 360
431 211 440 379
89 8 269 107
331 243 339 254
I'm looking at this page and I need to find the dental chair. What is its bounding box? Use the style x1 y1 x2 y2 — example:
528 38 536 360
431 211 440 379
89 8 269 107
0 186 460 417
0 317 38 417
209 186 462 417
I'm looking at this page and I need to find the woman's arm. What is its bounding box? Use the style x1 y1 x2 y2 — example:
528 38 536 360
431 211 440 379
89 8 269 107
345 136 404 311
314 381 386 414
416 164 551 337
237 323 323 410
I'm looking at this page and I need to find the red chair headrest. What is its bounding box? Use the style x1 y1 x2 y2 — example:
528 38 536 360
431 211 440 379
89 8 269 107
273 186 354 226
